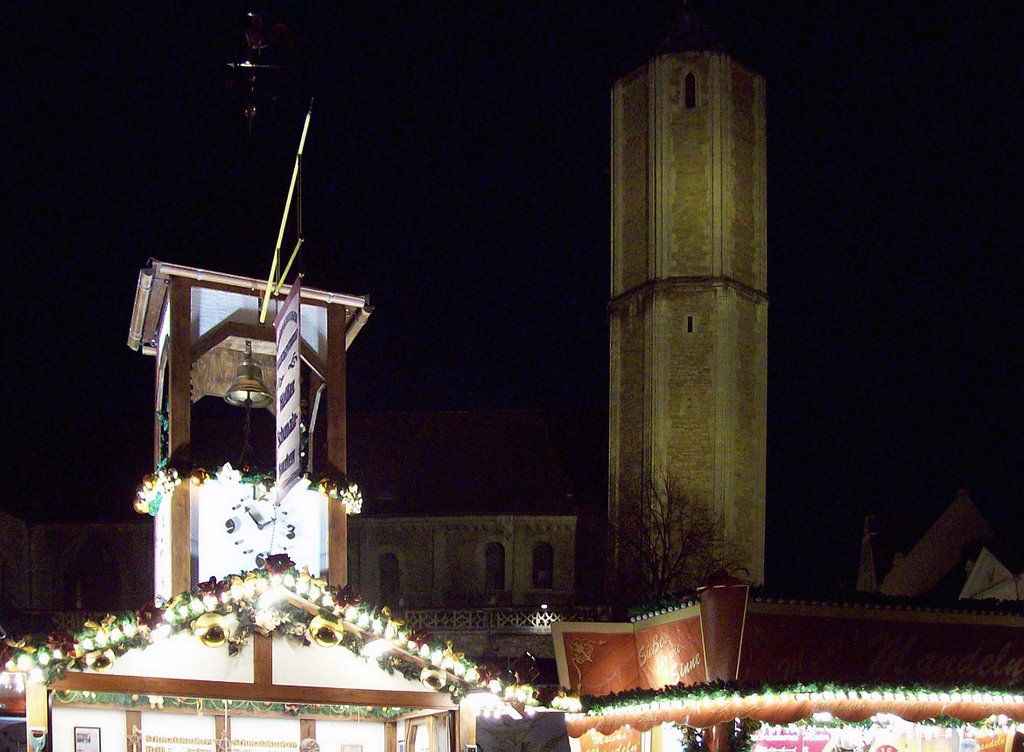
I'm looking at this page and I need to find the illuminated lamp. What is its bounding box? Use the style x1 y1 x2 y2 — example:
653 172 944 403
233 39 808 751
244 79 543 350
361 639 391 658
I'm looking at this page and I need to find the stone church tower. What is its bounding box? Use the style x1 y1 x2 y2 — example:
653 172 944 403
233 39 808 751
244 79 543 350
608 9 767 584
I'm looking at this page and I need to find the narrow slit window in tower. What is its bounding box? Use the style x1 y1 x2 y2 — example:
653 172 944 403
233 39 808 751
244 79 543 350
687 316 694 333
685 73 697 109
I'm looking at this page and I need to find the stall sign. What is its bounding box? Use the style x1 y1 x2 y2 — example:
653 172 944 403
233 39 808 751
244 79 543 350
579 728 641 752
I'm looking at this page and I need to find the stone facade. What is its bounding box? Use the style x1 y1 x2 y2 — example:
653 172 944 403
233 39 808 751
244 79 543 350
348 514 576 608
609 49 767 583
0 518 152 614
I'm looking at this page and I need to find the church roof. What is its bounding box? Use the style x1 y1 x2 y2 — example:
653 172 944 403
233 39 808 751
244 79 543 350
348 410 579 515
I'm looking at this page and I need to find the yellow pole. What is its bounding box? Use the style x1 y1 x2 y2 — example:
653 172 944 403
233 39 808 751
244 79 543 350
260 103 313 323
276 238 304 294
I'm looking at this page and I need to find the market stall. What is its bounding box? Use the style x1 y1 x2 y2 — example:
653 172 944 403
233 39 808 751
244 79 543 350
552 577 1024 752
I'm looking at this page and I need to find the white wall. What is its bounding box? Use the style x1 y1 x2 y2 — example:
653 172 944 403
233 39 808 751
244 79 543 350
314 718 385 752
51 708 126 752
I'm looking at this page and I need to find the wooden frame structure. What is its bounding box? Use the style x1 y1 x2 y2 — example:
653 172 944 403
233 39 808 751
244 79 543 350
128 260 373 588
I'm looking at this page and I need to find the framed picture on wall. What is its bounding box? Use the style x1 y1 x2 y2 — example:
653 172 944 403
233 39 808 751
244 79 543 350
75 727 101 752
398 742 405 752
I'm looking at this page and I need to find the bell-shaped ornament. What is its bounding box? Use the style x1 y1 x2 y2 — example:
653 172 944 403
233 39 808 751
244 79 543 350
85 649 116 672
192 612 235 647
224 341 273 409
307 615 344 647
420 667 447 690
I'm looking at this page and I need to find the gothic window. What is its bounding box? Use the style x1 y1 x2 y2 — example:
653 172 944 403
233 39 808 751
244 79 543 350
532 542 553 589
685 72 697 109
484 542 505 591
378 552 400 605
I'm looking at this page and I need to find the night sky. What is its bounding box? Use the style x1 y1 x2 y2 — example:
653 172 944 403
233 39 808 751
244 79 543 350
5 1 1023 593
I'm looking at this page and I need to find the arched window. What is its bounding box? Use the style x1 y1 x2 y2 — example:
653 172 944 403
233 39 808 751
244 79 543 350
532 542 553 589
684 72 697 109
484 542 505 592
378 552 400 605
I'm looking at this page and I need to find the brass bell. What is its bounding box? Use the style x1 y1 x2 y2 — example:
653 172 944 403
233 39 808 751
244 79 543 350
192 612 233 647
85 649 116 672
224 341 273 409
420 667 447 690
307 615 344 647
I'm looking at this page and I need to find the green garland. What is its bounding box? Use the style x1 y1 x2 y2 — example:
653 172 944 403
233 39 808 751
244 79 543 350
581 680 1023 718
134 462 362 517
5 563 529 708
52 690 407 719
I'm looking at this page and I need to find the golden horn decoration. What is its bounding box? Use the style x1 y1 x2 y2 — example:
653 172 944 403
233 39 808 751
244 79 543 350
192 612 232 648
85 649 116 672
420 667 447 691
307 615 344 647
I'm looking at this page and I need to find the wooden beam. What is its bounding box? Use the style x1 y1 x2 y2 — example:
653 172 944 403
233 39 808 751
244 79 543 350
26 681 47 731
326 305 347 474
458 706 476 751
328 501 347 587
384 722 398 752
126 710 142 752
326 305 348 586
50 673 456 709
169 482 193 596
167 278 192 465
191 319 274 363
154 349 167 467
300 719 316 744
2 696 25 716
215 710 231 749
254 634 273 686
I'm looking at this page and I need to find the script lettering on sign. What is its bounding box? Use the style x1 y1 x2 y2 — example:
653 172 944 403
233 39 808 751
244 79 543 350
634 615 705 689
580 728 642 752
275 278 302 500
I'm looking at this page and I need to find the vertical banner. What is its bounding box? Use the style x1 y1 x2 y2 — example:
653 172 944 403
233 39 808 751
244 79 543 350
275 278 302 501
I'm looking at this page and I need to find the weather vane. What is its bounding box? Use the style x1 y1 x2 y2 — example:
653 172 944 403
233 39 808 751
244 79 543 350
227 11 295 136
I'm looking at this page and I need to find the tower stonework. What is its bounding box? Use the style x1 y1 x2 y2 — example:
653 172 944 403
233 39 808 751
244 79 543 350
609 21 767 585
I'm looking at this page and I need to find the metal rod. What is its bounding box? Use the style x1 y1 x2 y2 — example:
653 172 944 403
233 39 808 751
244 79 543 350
260 102 314 323
276 238 304 294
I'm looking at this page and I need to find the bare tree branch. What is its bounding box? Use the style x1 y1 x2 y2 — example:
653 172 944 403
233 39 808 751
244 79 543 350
610 472 740 602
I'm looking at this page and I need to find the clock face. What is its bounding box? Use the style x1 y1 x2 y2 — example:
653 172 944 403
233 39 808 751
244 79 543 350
196 478 327 581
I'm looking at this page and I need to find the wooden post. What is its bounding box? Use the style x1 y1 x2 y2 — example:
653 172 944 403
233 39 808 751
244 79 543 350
326 305 347 473
169 483 192 595
384 722 398 752
126 711 143 752
425 717 436 752
153 357 164 467
458 707 475 752
254 633 273 686
650 723 663 752
326 305 348 585
167 278 192 466
25 683 48 750
299 719 316 745
214 712 231 752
